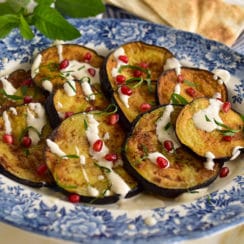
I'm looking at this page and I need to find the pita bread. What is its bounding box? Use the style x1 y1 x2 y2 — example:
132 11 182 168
142 0 244 45
104 0 169 25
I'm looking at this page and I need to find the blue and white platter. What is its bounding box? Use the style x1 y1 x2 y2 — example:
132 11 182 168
0 18 243 244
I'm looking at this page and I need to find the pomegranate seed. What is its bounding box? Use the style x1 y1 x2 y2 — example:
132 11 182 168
116 75 126 84
177 74 184 83
93 139 103 152
21 78 33 86
164 140 174 151
133 69 142 77
68 193 80 203
219 166 229 178
185 87 196 97
120 85 132 96
118 55 128 63
156 157 169 169
64 111 74 118
84 52 92 62
85 106 95 112
22 136 32 148
59 59 69 69
37 164 48 176
104 153 118 162
223 135 232 141
139 103 151 112
2 134 14 144
139 62 148 69
222 101 231 113
108 113 119 125
24 96 32 104
87 68 96 77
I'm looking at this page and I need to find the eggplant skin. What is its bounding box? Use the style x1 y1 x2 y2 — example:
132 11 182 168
157 67 228 105
45 112 141 204
100 41 174 129
122 105 223 198
0 105 54 187
176 97 244 159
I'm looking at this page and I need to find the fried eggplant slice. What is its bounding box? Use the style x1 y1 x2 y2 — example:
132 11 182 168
122 105 222 198
45 80 110 128
157 67 228 105
0 69 47 114
176 97 244 160
100 41 174 129
0 103 54 186
31 44 104 92
45 111 140 204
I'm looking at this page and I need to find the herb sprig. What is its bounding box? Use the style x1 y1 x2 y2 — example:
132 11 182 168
0 0 105 41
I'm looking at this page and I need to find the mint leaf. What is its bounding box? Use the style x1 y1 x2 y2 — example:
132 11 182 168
7 0 31 13
19 14 34 39
0 14 19 38
0 2 15 15
33 5 81 40
55 0 105 18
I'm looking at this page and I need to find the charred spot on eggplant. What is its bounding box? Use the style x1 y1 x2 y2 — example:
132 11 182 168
100 41 174 129
157 67 228 105
0 104 54 187
32 44 104 92
0 69 47 114
176 97 244 159
45 112 140 204
122 105 222 198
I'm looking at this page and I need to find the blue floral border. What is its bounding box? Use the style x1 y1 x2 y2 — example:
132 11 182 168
0 18 244 243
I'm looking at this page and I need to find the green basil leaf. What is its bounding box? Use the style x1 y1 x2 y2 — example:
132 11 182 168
55 0 105 18
0 14 19 38
35 0 55 5
19 14 34 39
33 5 81 40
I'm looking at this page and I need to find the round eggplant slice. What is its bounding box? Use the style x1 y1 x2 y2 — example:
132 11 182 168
100 41 174 129
0 104 54 187
45 112 140 204
176 97 244 160
31 44 104 92
0 69 47 114
45 80 110 128
122 105 222 198
157 67 228 105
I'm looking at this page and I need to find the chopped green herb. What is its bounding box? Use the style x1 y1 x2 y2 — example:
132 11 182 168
183 80 197 87
164 122 171 131
94 162 111 173
0 89 23 100
66 80 76 93
83 119 88 130
205 115 211 122
170 93 188 105
214 119 240 135
18 126 41 143
61 154 79 159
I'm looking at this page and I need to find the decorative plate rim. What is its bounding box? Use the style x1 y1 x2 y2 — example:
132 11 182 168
0 18 243 244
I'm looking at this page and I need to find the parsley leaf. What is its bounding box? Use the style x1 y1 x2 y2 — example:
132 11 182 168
33 4 81 40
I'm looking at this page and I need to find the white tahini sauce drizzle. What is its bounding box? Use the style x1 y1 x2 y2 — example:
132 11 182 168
3 111 12 134
46 139 67 158
163 57 181 76
156 104 180 149
192 98 223 132
56 44 63 62
31 53 42 78
111 47 126 77
0 77 17 95
212 69 230 85
42 80 53 93
204 152 215 170
230 146 244 161
9 107 17 115
63 78 76 97
61 60 99 98
118 86 129 108
148 152 170 168
85 114 131 197
173 83 181 95
26 103 47 145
